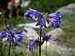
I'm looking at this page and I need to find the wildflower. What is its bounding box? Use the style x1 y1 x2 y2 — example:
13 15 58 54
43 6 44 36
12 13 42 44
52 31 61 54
10 31 23 45
25 8 47 28
0 30 10 41
51 21 60 28
36 16 47 29
24 8 40 21
27 40 36 51
48 12 61 28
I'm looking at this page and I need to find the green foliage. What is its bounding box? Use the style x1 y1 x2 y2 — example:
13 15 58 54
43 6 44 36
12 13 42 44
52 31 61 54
28 0 75 13
59 13 75 48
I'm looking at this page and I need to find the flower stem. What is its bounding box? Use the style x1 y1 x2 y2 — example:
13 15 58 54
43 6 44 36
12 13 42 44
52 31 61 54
0 41 3 56
46 41 47 56
39 28 42 56
8 41 11 56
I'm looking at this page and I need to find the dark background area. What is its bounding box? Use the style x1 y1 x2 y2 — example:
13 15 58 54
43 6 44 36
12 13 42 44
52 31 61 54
0 0 11 9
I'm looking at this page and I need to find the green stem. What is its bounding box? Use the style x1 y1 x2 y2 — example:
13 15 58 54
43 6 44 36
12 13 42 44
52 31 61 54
8 41 11 56
39 28 42 56
0 41 3 56
46 41 47 56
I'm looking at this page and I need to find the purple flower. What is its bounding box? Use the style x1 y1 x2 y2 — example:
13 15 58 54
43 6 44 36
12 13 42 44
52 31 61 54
27 40 36 50
24 8 40 21
42 33 49 41
0 27 24 45
10 32 23 45
51 21 60 28
48 12 61 28
36 17 47 29
0 31 10 41
5 28 23 45
24 8 47 28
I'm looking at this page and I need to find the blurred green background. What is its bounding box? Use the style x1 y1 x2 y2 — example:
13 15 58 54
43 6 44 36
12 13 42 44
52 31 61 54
27 0 75 12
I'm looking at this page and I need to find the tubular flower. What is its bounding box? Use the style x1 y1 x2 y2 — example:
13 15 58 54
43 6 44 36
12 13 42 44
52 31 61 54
0 27 24 45
48 12 61 28
24 8 40 21
27 40 36 51
36 15 47 29
9 31 24 45
25 8 47 28
0 30 10 41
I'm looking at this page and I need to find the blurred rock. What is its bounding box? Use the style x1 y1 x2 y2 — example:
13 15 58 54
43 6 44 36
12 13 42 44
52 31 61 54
23 27 39 40
41 28 66 55
18 22 49 28
57 3 75 14
47 28 64 40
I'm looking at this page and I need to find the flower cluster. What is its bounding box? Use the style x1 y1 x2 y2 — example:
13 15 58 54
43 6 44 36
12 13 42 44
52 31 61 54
0 27 24 45
24 8 61 29
27 33 50 51
24 8 62 51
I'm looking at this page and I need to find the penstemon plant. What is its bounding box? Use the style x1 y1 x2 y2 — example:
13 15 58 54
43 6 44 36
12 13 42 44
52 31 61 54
24 8 62 56
0 26 24 56
7 27 24 56
25 8 47 56
0 7 62 56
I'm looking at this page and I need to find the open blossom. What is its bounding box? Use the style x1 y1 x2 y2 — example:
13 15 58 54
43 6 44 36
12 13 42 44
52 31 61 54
0 27 24 45
24 8 47 28
27 40 36 50
36 17 47 29
0 27 11 41
48 12 61 28
24 8 40 20
9 31 24 45
0 30 10 41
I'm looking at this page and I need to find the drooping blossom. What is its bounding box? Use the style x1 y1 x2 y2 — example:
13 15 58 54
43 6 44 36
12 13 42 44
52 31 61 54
9 32 23 45
0 29 10 41
24 8 40 21
27 40 36 51
48 12 61 28
36 17 47 29
24 8 47 28
0 27 24 45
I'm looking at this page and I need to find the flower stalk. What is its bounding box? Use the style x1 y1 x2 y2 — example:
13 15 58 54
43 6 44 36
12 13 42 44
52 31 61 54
8 40 11 56
39 28 42 56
